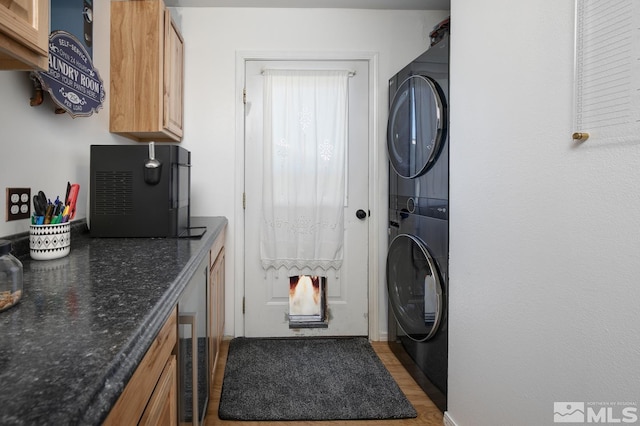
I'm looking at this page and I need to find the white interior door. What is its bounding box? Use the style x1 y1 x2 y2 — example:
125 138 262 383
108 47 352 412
244 59 369 337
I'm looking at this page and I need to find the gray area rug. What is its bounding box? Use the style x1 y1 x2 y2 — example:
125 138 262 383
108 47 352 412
218 337 417 421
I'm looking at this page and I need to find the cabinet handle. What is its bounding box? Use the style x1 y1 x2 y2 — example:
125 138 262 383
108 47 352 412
179 313 199 426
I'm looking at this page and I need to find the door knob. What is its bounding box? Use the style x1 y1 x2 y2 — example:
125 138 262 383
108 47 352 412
356 209 367 220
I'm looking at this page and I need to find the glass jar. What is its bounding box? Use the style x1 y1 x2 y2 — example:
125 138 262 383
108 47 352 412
0 240 23 312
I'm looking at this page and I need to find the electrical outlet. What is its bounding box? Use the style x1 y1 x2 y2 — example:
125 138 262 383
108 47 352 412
6 188 31 221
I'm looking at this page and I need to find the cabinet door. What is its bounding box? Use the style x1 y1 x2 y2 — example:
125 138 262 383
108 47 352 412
110 0 183 142
163 10 184 139
215 248 225 356
209 251 218 384
104 309 178 425
0 0 49 70
139 355 177 426
208 228 226 385
209 248 225 381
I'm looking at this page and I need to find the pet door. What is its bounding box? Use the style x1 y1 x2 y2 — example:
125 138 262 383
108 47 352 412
289 275 328 328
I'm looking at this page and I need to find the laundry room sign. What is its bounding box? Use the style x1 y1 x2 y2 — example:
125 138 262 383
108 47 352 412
33 31 105 117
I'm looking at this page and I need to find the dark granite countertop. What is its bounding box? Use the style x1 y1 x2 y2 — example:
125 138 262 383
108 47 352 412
0 216 227 425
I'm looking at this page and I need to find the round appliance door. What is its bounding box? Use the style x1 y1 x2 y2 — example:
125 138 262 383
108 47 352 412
387 75 446 179
387 233 443 342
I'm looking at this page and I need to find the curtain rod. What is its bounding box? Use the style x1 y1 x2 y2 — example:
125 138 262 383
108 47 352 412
261 69 356 77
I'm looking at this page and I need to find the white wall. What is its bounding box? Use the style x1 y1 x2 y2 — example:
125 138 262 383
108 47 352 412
447 1 640 425
0 0 116 238
4 1 636 423
0 5 447 336
176 7 449 337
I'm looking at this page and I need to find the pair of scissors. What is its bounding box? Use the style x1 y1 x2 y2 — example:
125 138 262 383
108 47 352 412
64 183 80 222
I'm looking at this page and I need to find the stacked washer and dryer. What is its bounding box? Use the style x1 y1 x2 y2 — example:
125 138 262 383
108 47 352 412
386 32 449 412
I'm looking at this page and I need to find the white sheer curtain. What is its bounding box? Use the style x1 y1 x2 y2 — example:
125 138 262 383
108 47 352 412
260 69 350 274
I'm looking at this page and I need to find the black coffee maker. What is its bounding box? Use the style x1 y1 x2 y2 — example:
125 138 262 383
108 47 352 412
89 144 203 238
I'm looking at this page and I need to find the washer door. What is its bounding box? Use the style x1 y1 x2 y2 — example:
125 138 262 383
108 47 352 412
387 233 443 342
387 75 446 178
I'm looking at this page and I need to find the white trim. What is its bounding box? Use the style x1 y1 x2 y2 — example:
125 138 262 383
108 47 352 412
443 411 459 426
367 52 380 341
234 50 379 338
234 53 246 336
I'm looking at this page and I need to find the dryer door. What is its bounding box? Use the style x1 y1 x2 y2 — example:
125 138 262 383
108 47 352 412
387 75 446 179
387 233 443 342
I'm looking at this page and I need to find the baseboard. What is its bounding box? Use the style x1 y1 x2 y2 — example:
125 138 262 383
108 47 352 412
443 411 458 426
375 331 388 342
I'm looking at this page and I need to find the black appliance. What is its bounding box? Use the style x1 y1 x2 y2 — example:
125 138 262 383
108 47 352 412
178 254 209 425
90 144 202 238
387 31 449 412
387 207 448 412
388 33 449 214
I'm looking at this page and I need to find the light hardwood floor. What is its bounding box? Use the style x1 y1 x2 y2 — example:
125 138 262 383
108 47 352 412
205 340 444 426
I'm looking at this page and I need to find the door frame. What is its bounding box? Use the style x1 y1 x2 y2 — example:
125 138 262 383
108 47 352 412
234 50 381 340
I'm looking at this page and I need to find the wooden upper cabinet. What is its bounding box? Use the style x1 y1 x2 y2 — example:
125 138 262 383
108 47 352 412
110 0 184 142
0 0 50 70
163 12 183 139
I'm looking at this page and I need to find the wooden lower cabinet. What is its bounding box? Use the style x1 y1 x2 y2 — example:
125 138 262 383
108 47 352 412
139 355 177 426
103 227 226 425
104 308 178 426
209 227 226 386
